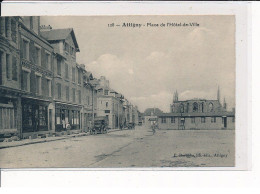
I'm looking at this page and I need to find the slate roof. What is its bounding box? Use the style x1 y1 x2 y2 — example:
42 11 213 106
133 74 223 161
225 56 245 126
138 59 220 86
41 28 80 51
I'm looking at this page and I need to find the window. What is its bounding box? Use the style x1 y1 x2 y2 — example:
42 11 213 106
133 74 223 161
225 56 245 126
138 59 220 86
105 110 110 113
35 46 41 66
72 67 75 82
78 69 81 84
65 42 69 53
22 39 29 60
6 54 10 79
211 117 216 123
232 117 235 123
161 117 166 123
21 70 30 92
106 102 108 108
0 18 5 36
11 19 17 42
35 75 41 95
22 104 33 127
209 103 214 112
70 46 74 55
65 63 69 79
193 102 198 112
78 90 81 104
171 117 175 123
180 104 184 113
72 88 76 102
39 106 47 126
47 79 52 97
201 103 204 112
57 59 61 76
5 18 8 38
46 52 51 70
104 90 108 95
201 117 206 123
66 86 70 101
57 83 61 99
12 56 17 81
191 117 195 123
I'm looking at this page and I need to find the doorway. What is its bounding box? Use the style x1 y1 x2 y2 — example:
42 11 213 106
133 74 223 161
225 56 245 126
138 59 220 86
223 117 227 128
49 109 52 131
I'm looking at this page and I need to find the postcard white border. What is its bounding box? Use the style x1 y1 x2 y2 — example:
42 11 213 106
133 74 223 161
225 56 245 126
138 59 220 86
0 0 253 188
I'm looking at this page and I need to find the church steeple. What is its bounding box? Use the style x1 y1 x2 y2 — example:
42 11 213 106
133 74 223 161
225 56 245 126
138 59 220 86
217 86 220 102
173 90 178 102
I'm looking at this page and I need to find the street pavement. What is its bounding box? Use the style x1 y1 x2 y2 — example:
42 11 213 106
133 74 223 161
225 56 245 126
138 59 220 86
0 126 235 168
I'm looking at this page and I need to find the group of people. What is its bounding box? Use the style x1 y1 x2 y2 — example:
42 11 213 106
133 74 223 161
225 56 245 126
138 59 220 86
62 120 71 132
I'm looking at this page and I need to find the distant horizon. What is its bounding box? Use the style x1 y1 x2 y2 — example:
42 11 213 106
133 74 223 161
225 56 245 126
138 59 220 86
41 16 235 112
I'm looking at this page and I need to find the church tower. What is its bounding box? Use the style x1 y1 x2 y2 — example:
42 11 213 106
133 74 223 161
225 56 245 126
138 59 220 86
173 90 178 102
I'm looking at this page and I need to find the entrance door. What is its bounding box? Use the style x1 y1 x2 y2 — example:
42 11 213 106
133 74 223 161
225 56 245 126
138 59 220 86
223 117 227 128
49 109 52 130
33 106 39 132
180 118 185 130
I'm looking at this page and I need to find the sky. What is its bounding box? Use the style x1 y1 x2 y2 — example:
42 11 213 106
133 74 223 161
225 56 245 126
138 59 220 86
41 16 235 112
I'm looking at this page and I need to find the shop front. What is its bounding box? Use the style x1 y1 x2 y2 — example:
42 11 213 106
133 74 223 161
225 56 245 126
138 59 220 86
55 102 82 132
0 95 21 137
21 98 51 136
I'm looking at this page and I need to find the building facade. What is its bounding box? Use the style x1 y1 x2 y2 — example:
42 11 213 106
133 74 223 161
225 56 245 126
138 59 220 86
158 89 235 130
96 77 125 129
40 26 84 132
0 17 22 138
20 17 55 138
1 16 140 139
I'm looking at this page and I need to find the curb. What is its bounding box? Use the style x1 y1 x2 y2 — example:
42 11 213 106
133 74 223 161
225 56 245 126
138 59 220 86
0 128 123 150
0 133 89 150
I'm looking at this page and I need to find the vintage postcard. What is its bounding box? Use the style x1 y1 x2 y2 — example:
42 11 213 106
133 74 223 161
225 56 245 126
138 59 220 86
0 2 250 171
0 15 238 168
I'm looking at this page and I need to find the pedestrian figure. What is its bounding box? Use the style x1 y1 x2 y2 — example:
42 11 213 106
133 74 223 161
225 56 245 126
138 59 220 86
62 119 66 130
66 122 71 135
152 121 156 135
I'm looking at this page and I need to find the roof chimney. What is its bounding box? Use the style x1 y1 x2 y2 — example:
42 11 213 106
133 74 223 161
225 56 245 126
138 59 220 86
40 24 53 31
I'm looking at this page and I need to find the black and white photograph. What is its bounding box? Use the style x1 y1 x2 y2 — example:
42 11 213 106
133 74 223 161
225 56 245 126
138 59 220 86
0 15 237 168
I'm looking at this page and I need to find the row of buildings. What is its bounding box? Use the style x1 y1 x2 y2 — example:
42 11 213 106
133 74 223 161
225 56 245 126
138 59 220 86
144 88 235 130
0 16 140 139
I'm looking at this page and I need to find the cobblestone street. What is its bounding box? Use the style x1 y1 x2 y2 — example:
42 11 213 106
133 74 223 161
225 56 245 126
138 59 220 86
0 126 235 168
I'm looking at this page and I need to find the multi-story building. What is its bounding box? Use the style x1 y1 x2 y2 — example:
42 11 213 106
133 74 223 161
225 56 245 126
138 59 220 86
0 17 21 138
1 16 139 139
158 88 235 130
40 25 84 132
20 17 54 138
96 76 125 129
82 70 96 132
